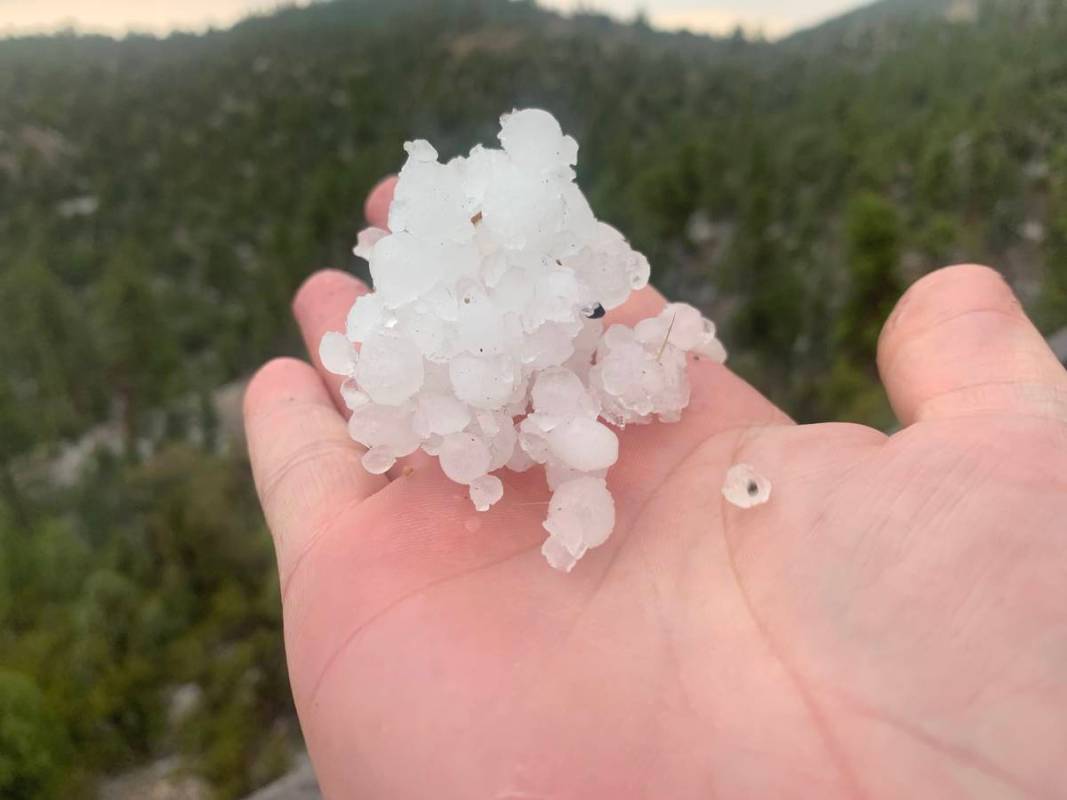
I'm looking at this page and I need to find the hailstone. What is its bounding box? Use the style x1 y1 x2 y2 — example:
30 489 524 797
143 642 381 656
324 109 727 571
722 464 772 509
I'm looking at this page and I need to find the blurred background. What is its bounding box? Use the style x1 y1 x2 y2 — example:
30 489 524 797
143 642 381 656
0 0 1065 797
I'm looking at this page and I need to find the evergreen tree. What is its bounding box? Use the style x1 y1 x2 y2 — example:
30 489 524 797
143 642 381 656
839 192 903 366
0 253 97 448
93 241 182 450
1042 147 1067 328
726 133 806 397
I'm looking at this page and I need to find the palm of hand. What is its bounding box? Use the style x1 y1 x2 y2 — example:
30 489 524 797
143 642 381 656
245 184 1067 799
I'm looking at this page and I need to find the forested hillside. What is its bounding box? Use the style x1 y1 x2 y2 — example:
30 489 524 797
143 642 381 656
1 0 1065 796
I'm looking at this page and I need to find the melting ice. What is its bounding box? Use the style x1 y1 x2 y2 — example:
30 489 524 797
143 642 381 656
322 109 727 571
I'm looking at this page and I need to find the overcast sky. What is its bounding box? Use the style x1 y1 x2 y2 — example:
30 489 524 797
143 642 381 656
0 0 866 39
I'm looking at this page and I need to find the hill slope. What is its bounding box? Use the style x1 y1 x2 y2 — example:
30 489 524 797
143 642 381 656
1 0 1063 439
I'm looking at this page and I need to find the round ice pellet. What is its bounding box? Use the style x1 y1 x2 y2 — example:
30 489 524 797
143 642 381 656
722 464 772 509
469 475 504 512
438 432 492 485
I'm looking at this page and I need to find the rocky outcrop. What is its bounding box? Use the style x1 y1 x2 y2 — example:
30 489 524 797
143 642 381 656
98 758 209 800
1050 327 1067 365
242 753 321 800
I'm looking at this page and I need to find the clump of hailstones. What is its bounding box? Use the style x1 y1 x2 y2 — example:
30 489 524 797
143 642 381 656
319 109 727 572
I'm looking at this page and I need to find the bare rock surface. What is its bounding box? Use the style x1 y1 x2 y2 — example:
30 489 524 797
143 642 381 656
242 753 321 800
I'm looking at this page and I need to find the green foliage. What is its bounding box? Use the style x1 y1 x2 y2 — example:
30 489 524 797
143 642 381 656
93 240 183 448
0 449 287 798
841 192 904 363
1042 147 1067 326
916 213 960 267
813 192 905 426
0 669 68 799
0 520 9 625
1 0 1064 438
0 254 104 450
726 134 806 363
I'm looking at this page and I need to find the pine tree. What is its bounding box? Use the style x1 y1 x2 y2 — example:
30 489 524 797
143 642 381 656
840 192 903 366
93 241 182 450
0 252 97 448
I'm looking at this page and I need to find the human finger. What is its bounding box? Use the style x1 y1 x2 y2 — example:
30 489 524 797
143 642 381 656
878 264 1067 425
244 358 387 582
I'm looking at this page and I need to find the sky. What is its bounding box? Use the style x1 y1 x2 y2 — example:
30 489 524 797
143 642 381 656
543 0 864 37
0 0 865 39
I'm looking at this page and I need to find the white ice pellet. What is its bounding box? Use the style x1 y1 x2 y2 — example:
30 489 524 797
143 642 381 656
542 477 615 571
547 418 618 472
438 432 491 485
469 474 504 512
324 109 727 571
319 331 358 376
370 233 442 308
530 367 598 417
722 464 772 509
499 108 578 174
353 226 388 261
345 294 384 343
347 402 421 455
413 392 472 437
362 447 396 476
449 354 517 410
404 139 439 163
355 332 424 405
339 378 370 411
541 535 580 573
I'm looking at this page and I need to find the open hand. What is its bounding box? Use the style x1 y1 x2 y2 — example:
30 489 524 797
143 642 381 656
244 178 1067 799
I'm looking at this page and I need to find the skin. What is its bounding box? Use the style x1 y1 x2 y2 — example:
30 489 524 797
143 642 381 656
244 177 1067 800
